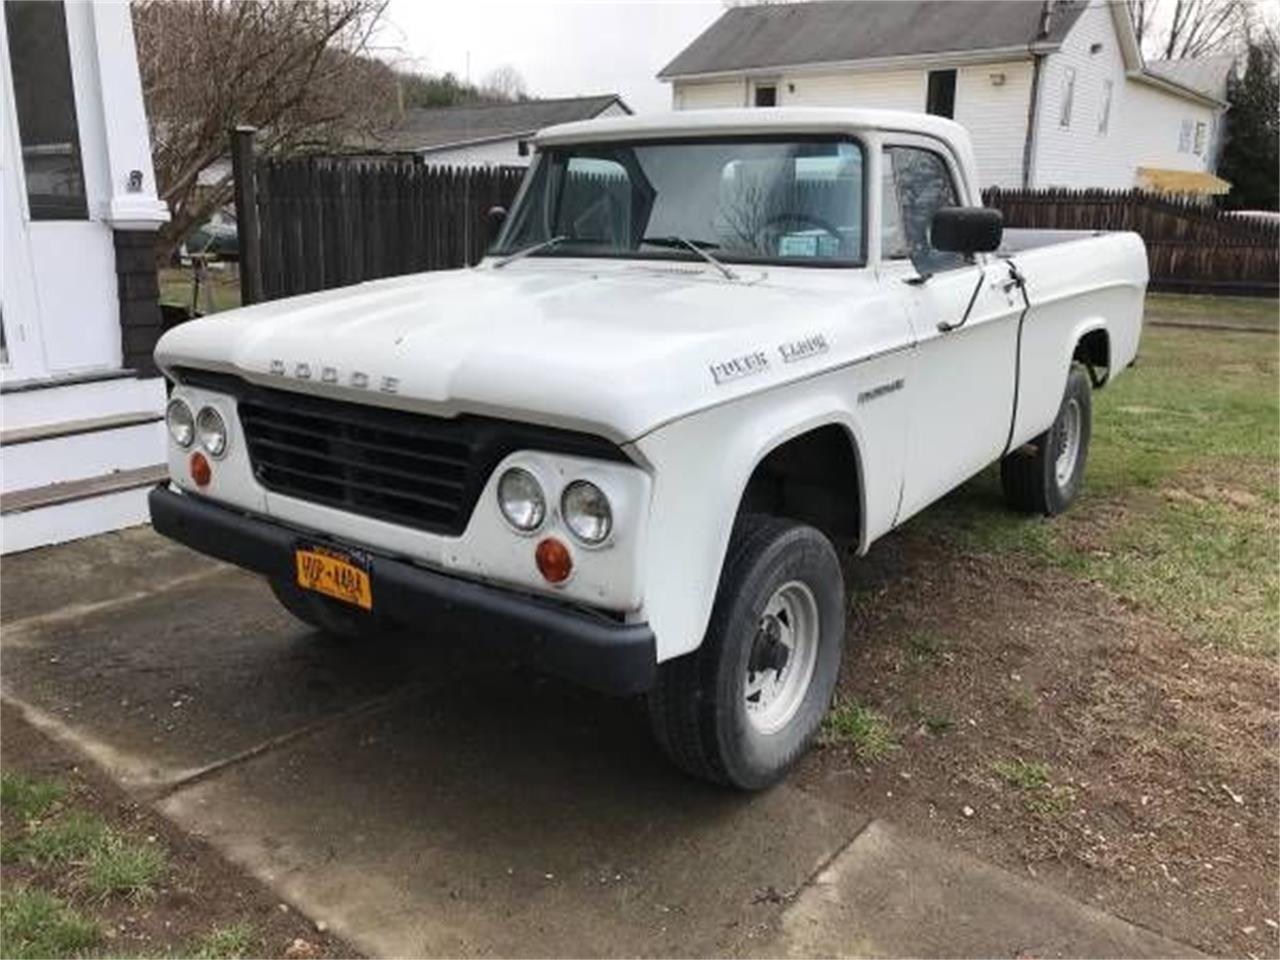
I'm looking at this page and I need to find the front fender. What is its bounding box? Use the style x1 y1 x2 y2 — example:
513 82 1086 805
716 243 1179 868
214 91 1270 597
628 351 909 662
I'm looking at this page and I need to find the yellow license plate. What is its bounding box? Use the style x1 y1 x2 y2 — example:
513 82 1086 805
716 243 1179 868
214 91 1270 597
295 545 372 610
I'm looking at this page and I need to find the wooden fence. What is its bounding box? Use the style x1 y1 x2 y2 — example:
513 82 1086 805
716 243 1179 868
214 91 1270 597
246 154 523 302
234 140 1279 303
983 187 1279 296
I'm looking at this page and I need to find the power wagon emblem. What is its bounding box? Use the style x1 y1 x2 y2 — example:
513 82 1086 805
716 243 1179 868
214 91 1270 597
709 351 770 385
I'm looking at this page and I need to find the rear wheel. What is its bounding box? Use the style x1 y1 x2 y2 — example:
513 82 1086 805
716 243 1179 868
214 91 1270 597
647 515 845 790
1001 363 1092 516
268 579 388 640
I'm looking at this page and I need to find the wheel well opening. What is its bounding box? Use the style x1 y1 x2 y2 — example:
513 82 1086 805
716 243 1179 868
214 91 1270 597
1074 329 1110 387
740 424 861 545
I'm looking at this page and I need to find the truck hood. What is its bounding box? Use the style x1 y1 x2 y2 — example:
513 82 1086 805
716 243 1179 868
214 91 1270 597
156 259 901 443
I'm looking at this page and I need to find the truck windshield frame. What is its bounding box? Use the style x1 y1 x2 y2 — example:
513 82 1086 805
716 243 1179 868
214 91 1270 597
492 135 868 269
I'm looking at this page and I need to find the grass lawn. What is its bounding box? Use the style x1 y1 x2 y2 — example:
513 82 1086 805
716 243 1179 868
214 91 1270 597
0 702 353 960
810 294 1278 957
1145 292 1278 332
912 297 1279 656
159 265 242 316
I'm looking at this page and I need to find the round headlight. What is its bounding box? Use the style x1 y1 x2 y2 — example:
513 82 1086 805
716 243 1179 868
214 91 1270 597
166 399 194 448
196 406 228 458
497 467 545 532
562 480 612 545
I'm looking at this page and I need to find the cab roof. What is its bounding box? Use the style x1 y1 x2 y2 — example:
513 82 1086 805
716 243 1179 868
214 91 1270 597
535 107 970 151
534 107 979 197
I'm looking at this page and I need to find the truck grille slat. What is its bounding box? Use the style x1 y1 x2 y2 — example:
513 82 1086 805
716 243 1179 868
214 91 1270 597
254 460 462 514
245 436 469 492
175 370 631 537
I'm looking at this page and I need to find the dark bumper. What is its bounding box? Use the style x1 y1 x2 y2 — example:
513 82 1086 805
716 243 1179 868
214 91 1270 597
148 486 656 696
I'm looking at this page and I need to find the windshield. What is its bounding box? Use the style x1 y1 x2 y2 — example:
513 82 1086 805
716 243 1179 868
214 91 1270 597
493 137 866 267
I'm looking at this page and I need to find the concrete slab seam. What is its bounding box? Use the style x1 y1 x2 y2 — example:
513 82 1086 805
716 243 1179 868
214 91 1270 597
0 565 234 643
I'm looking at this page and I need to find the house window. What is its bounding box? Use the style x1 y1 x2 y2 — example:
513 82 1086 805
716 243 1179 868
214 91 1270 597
1178 118 1193 152
1059 67 1076 128
926 70 956 119
1098 79 1113 134
754 84 777 107
1193 121 1207 155
4 0 88 220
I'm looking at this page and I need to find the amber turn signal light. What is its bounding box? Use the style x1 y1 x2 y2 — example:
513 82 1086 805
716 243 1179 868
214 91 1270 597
535 537 572 584
189 451 212 487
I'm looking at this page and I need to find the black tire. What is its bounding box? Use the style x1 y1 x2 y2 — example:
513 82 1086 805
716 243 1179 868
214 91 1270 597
268 579 389 640
1001 362 1092 516
647 515 845 791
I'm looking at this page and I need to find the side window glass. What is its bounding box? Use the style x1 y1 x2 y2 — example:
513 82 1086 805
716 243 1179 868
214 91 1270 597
879 158 910 260
883 146 965 273
557 156 631 246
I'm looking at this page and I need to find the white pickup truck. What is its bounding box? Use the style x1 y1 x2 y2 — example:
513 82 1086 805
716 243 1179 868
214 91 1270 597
151 109 1146 789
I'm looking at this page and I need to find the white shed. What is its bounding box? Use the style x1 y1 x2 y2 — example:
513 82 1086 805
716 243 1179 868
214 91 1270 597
368 94 632 168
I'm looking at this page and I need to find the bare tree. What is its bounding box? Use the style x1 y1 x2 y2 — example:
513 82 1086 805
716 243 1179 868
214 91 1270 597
1127 0 1248 59
1163 0 1246 57
1127 0 1160 50
134 0 397 262
480 64 528 102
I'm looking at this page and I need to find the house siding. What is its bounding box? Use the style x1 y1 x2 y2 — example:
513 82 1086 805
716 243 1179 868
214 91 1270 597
667 2 1223 191
1030 2 1217 188
674 79 746 109
674 62 1032 188
1118 80 1218 176
953 61 1034 188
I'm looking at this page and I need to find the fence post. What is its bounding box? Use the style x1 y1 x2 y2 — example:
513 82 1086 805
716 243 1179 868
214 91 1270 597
230 125 263 305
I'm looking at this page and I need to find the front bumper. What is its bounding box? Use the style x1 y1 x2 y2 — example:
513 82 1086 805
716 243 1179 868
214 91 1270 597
149 486 657 696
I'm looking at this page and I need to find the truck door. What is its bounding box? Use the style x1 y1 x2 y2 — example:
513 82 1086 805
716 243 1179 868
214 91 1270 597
878 142 1022 521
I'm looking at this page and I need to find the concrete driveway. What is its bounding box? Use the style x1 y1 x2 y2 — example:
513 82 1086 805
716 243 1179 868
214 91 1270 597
1 527 1196 958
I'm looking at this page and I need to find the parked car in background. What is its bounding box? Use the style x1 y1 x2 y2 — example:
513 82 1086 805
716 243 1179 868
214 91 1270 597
181 208 238 261
149 108 1147 789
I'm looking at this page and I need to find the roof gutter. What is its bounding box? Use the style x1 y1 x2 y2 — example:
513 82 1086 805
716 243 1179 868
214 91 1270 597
1021 51 1046 189
658 43 1055 83
1129 69 1227 108
414 130 540 154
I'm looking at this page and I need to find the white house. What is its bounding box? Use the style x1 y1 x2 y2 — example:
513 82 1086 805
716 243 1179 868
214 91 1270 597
1 0 170 553
659 0 1230 193
369 94 632 167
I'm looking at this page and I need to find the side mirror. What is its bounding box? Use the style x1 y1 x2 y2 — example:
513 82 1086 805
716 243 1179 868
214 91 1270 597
486 206 507 244
930 206 1003 254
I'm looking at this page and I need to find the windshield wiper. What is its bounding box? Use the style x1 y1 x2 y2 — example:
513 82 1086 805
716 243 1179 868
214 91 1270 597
491 235 567 269
641 236 738 281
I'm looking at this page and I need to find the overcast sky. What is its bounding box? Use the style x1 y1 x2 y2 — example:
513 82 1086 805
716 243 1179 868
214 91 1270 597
377 0 724 114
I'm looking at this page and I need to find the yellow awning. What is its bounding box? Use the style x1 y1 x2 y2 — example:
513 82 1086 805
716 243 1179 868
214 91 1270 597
1135 167 1232 195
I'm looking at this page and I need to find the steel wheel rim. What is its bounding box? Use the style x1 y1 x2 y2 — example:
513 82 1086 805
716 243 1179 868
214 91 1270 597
1055 397 1082 486
744 580 821 735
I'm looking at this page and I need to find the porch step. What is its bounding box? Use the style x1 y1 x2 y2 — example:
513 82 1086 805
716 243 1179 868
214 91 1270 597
1 375 165 432
0 416 167 495
1 464 167 516
0 483 158 555
1 410 163 446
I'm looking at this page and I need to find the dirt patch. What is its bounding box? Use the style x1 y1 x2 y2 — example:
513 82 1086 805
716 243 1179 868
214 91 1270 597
797 529 1279 960
0 702 358 959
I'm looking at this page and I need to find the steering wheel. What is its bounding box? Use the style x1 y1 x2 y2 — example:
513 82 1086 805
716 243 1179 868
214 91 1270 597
762 211 842 238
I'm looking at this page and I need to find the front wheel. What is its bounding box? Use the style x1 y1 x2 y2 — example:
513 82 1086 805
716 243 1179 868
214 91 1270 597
1000 362 1092 516
647 515 845 790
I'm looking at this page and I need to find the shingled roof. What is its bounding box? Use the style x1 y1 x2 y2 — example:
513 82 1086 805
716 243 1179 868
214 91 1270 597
1144 55 1236 102
658 1 1087 79
371 94 630 154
